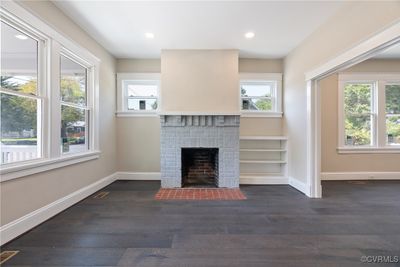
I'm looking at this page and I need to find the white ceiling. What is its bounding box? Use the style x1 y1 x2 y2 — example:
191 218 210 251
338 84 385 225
53 1 345 59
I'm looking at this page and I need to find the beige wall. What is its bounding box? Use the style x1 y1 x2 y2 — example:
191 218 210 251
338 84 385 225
161 50 239 113
321 59 400 172
116 58 284 172
239 58 283 73
284 1 400 183
1 1 117 226
117 58 161 73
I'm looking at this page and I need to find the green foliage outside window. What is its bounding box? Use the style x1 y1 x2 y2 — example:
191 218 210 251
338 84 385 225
344 83 372 145
386 85 400 144
1 77 37 142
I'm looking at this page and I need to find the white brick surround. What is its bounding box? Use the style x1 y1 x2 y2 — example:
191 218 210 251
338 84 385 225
160 115 240 188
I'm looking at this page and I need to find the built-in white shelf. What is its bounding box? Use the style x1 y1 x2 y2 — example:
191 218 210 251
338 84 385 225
240 172 284 178
240 136 288 141
239 135 288 184
240 160 287 164
240 148 286 152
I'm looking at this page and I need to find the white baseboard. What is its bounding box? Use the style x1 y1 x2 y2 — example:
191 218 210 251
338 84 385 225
0 172 117 246
289 177 309 196
116 172 292 185
240 176 288 185
116 171 161 180
321 172 400 180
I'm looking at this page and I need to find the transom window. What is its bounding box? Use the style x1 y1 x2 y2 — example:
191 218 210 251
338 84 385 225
239 73 282 117
339 73 400 152
117 73 160 116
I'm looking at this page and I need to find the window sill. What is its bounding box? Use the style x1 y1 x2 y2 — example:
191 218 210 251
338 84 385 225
116 111 158 117
337 146 400 154
0 151 101 182
241 111 283 118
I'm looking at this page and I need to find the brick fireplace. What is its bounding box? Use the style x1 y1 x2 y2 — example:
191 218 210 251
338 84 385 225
160 115 240 188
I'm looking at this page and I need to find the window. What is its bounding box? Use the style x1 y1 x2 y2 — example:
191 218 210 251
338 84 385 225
385 84 400 145
239 73 282 117
343 82 374 146
116 73 160 116
338 73 400 153
1 3 100 181
1 20 42 164
60 55 88 154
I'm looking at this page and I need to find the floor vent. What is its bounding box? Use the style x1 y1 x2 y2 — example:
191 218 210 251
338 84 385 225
93 191 109 199
0 251 19 264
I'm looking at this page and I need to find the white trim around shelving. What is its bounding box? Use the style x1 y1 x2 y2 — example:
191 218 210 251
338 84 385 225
288 177 310 196
240 175 288 185
240 149 286 152
240 160 286 164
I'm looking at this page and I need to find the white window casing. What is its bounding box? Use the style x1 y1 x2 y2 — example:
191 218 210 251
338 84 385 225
239 73 283 117
338 73 400 154
0 1 100 181
116 73 161 117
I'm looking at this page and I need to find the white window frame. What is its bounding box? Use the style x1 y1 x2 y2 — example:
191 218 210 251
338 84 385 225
0 17 46 162
338 73 400 154
239 73 283 117
116 73 160 117
0 1 100 182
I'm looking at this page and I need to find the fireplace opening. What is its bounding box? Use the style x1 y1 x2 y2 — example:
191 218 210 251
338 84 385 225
181 148 218 188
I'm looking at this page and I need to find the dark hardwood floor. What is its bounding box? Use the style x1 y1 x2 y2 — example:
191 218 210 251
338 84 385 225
2 180 400 266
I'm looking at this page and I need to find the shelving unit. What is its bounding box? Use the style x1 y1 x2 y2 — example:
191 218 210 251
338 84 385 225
239 136 288 184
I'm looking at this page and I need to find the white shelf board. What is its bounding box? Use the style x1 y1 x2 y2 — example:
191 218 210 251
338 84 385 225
240 160 287 164
240 149 286 152
240 136 288 141
240 174 288 185
240 172 284 177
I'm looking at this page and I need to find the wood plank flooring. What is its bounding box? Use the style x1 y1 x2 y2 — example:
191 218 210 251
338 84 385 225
2 180 400 266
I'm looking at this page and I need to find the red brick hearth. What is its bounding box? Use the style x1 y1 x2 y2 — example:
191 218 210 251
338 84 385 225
155 188 246 200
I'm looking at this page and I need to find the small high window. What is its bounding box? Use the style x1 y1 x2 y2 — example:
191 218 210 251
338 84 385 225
116 73 160 116
239 73 282 117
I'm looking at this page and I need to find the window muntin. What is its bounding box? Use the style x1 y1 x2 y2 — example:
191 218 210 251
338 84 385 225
240 81 277 112
60 55 89 154
343 83 374 146
124 80 159 111
1 20 42 164
385 84 400 145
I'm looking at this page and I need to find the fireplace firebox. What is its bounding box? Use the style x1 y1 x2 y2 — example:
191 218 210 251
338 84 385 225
181 148 218 187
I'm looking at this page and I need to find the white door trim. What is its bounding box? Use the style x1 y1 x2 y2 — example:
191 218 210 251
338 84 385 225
304 20 400 198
